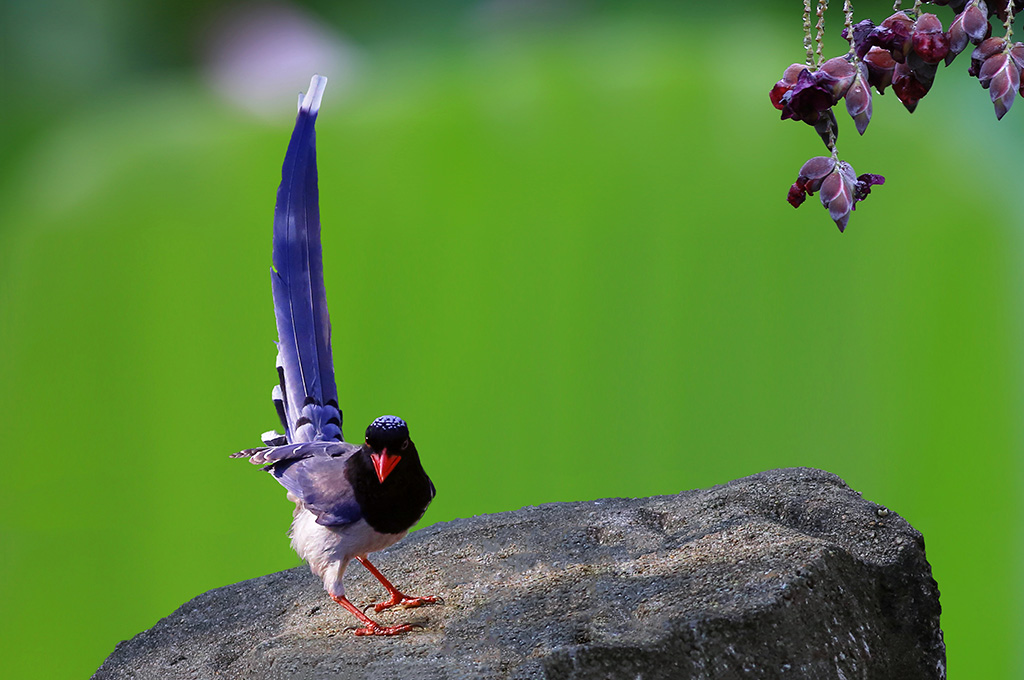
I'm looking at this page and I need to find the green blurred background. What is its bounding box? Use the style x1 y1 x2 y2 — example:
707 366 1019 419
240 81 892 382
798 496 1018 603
1 0 1021 677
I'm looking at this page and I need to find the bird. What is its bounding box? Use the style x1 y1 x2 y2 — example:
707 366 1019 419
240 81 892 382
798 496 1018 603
231 75 438 636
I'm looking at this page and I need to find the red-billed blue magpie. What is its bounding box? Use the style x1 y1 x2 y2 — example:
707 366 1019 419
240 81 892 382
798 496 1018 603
232 76 437 636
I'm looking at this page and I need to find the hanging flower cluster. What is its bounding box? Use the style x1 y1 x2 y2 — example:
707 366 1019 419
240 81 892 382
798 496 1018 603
771 0 1022 232
787 157 885 232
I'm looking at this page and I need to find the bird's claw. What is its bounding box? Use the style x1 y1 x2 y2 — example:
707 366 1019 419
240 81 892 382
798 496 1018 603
373 594 440 613
351 622 414 636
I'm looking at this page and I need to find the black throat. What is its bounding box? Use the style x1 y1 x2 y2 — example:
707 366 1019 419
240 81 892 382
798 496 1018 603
345 445 434 535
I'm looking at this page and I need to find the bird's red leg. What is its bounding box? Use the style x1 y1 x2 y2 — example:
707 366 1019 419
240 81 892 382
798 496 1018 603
356 556 439 613
330 593 414 636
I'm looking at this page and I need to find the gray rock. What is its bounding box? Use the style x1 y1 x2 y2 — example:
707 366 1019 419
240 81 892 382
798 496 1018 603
92 468 945 679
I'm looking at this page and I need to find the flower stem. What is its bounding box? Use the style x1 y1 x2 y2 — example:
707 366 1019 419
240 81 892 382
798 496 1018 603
816 0 829 67
843 0 856 56
1005 0 1016 43
804 0 815 68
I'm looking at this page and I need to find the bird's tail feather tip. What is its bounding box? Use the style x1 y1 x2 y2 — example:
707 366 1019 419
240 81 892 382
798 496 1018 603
299 75 328 115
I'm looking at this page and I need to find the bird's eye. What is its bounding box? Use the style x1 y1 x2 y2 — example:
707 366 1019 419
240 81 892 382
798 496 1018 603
402 439 410 450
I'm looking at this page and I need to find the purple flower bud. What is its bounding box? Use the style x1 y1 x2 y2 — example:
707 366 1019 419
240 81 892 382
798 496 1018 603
1010 42 1024 71
844 64 872 134
912 14 950 65
779 68 839 123
846 19 879 60
863 47 896 93
787 158 882 232
820 164 856 232
770 63 806 111
970 37 1006 78
880 12 915 63
846 14 914 64
787 183 808 207
979 53 1021 120
963 2 991 44
820 57 858 100
797 156 837 193
947 15 968 63
787 156 835 208
905 53 938 87
854 174 886 204
893 62 931 112
945 3 989 65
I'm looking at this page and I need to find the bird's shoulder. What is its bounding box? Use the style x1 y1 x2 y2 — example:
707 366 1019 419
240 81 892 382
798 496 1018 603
265 441 365 526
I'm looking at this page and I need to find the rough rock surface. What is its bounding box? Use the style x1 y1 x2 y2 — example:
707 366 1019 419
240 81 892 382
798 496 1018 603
92 468 945 679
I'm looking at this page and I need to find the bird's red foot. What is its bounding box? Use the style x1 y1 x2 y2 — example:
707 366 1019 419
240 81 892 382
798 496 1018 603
332 593 419 636
355 557 442 613
372 593 438 613
352 622 414 636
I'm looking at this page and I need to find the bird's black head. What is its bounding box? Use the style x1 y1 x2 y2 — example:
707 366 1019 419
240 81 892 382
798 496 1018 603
364 415 412 484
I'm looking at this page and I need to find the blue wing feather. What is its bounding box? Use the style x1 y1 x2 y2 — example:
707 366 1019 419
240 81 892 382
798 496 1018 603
232 440 353 466
272 456 364 526
272 75 343 444
234 440 363 526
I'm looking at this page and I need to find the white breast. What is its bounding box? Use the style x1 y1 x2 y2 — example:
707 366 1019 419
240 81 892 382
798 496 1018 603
289 500 406 598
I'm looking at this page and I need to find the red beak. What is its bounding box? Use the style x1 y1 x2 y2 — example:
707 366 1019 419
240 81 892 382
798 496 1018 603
370 449 402 483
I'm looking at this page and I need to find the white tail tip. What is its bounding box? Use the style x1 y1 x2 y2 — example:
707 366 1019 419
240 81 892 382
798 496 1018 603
299 75 328 114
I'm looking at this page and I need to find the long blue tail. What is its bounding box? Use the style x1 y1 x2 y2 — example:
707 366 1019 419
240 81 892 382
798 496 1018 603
270 75 343 444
